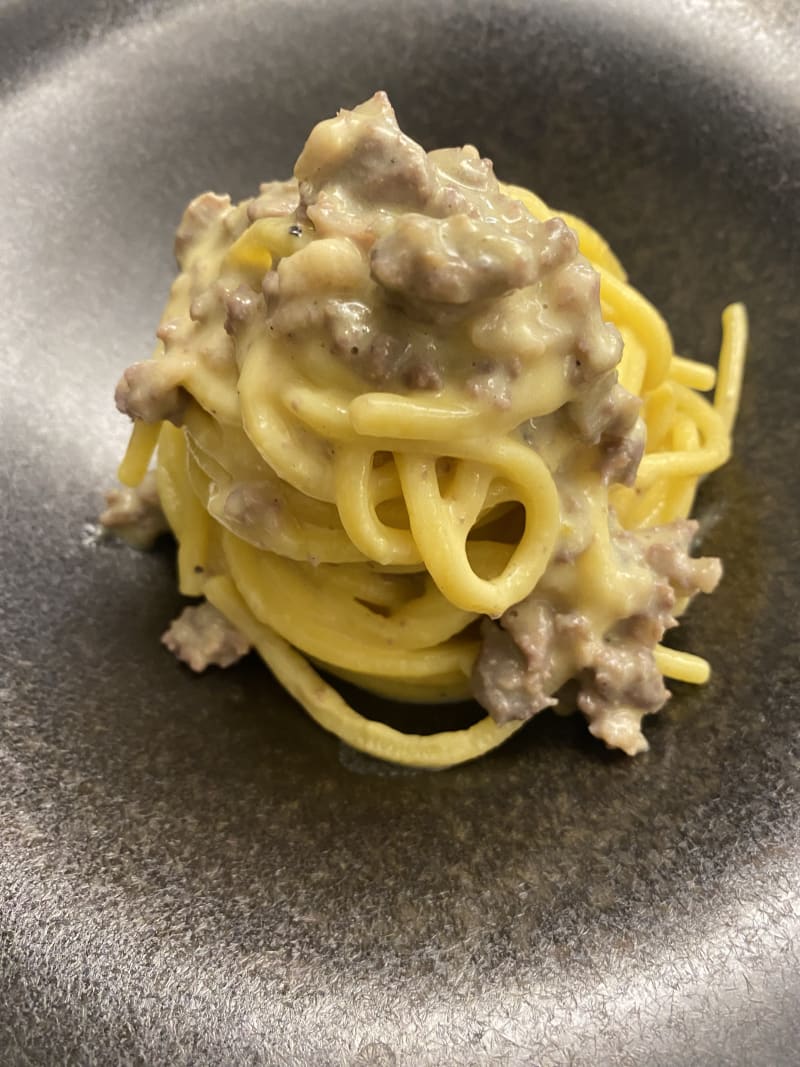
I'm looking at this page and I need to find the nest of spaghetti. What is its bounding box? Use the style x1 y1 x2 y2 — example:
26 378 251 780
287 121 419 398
105 92 746 767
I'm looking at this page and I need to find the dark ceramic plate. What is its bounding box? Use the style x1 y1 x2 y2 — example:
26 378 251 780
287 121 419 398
2 1 799 1063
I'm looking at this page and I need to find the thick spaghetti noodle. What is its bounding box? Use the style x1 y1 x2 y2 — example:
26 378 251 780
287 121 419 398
105 93 746 768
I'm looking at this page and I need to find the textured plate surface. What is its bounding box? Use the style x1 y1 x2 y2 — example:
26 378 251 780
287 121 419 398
1 1 799 1063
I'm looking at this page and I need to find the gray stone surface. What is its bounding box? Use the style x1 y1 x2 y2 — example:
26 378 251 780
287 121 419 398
1 0 799 1063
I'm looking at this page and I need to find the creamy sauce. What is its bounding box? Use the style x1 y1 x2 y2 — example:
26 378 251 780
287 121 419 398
113 92 723 756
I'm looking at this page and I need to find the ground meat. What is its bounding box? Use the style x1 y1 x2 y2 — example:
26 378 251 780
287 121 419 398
573 632 670 756
426 144 532 230
259 94 621 404
174 192 231 267
114 359 187 425
471 617 557 725
402 358 443 391
190 283 224 323
617 520 722 599
472 518 722 750
427 145 497 208
578 637 669 718
585 706 650 757
425 181 475 219
370 213 545 312
645 520 722 595
472 598 668 749
247 179 300 222
465 360 518 410
568 379 645 486
269 237 369 335
552 261 623 381
600 418 646 487
542 467 597 563
569 375 638 441
100 471 168 549
295 92 433 243
162 601 251 672
360 329 439 389
264 227 449 390
326 303 443 389
502 597 558 671
224 284 261 334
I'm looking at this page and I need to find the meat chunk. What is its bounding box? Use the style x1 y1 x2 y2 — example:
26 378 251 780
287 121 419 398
162 601 251 672
471 617 557 725
473 599 668 752
296 92 433 243
568 376 639 441
370 213 544 310
465 358 519 410
572 630 671 756
100 471 168 549
326 303 443 390
247 178 300 222
114 359 187 425
426 145 499 218
645 520 722 596
224 284 261 335
269 237 369 335
551 260 623 381
569 379 645 486
600 418 646 487
616 520 722 599
502 597 558 674
402 357 443 391
174 192 232 267
578 637 669 719
472 518 722 751
585 706 650 757
296 92 431 204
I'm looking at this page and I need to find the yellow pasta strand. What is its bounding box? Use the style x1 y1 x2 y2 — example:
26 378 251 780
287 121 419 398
715 303 748 434
654 645 710 685
118 419 160 487
204 575 522 769
670 355 717 392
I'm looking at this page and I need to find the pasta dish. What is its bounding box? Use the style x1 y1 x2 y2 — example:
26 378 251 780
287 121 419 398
103 93 746 768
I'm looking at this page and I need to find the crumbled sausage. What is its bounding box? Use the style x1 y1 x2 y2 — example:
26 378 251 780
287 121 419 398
569 379 645 486
115 360 187 425
578 637 670 720
326 305 443 390
472 519 722 751
224 284 261 334
296 92 433 243
645 520 722 595
162 601 251 671
370 213 544 309
100 471 169 549
174 192 232 267
402 359 443 391
471 616 558 725
465 363 515 409
247 179 300 222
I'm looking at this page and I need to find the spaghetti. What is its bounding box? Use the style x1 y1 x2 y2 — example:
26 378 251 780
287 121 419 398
106 93 746 767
